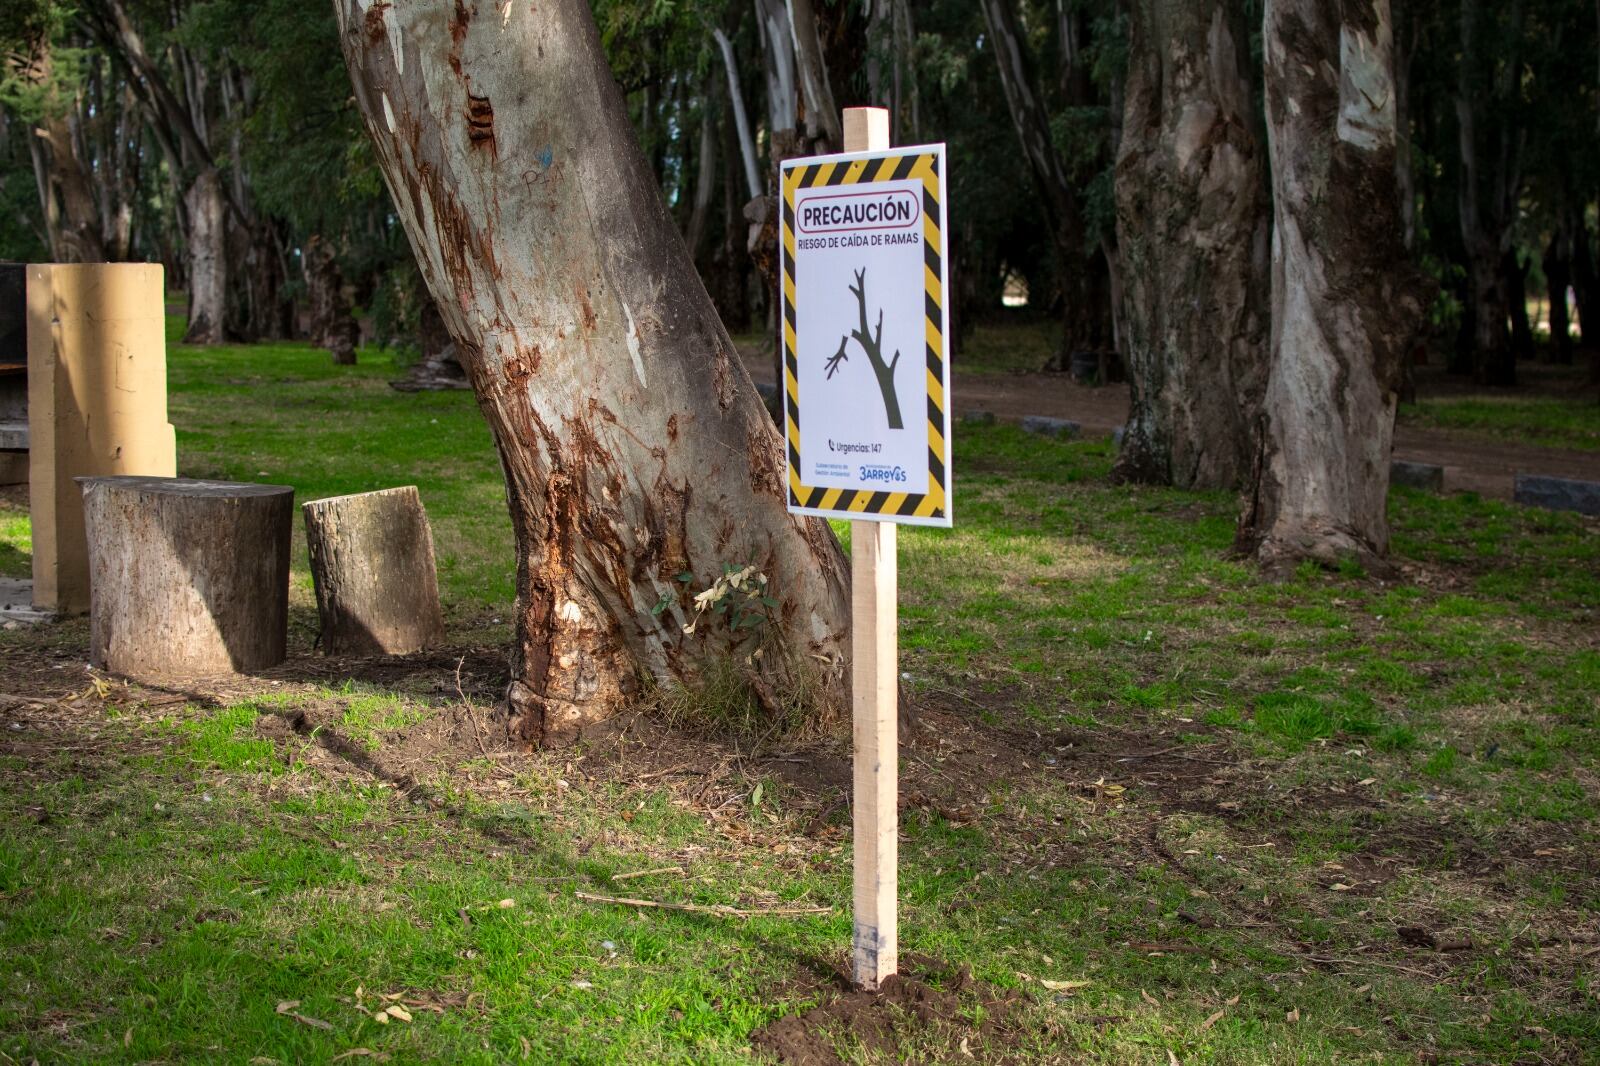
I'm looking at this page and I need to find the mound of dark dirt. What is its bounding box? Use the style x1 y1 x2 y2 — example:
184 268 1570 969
752 955 1029 1065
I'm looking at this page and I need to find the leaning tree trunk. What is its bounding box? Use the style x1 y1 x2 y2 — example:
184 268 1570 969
1240 0 1428 572
183 168 227 345
1113 0 1268 490
332 0 850 745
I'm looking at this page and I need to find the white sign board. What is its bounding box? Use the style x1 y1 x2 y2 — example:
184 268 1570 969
780 144 952 527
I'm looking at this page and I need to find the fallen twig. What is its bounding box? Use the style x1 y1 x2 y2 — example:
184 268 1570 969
1301 954 1441 979
575 890 830 919
276 1000 334 1031
633 763 692 781
455 656 490 761
610 866 684 882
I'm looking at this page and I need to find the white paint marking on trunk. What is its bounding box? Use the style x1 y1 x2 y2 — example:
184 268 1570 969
621 302 648 387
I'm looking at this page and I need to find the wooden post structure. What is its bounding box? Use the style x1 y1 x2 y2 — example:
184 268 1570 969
845 105 898 992
27 264 177 613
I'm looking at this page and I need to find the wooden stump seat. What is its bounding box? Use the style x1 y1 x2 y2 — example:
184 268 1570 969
80 476 293 680
303 485 445 656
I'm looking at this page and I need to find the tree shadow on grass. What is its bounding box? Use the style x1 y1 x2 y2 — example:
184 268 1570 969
0 538 29 581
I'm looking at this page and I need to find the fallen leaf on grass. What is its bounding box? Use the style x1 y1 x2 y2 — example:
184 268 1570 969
1167 1050 1181 1065
1357 778 1377 786
1286 1007 1300 1023
1040 979 1090 992
519 1035 531 1059
275 1001 334 1031
1329 883 1353 892
1141 989 1160 1006
385 1005 412 1023
332 1051 390 1062
1198 1009 1225 1033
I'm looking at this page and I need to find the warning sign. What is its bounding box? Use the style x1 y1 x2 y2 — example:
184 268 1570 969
780 144 952 528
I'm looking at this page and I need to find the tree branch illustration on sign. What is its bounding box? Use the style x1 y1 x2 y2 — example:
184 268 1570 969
824 267 904 429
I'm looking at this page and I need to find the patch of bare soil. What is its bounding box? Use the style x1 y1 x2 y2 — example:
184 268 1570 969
751 954 1029 1066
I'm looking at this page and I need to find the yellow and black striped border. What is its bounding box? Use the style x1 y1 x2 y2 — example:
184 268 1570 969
780 145 952 528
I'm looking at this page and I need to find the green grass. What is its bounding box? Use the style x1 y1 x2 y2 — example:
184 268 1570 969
1 325 1598 1062
163 326 513 611
1399 394 1600 451
0 508 28 578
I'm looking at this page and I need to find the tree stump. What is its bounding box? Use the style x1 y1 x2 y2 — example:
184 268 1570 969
80 476 293 680
303 486 445 656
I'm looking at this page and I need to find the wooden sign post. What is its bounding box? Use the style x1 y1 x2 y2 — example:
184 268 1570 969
845 106 899 993
779 107 953 991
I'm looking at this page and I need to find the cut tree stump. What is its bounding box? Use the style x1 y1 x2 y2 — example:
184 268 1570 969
80 476 293 680
1021 415 1082 439
303 486 445 656
1514 474 1600 516
1390 460 1445 492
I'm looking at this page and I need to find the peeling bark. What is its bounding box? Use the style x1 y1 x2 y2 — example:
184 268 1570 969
333 0 849 745
1113 0 1268 490
1241 0 1429 572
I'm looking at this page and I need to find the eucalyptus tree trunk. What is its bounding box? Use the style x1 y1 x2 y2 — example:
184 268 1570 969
1240 0 1428 572
1454 0 1522 386
333 0 849 745
683 93 717 258
1504 250 1534 360
711 26 762 200
756 0 798 137
1544 226 1574 364
978 0 1094 360
13 42 109 262
1113 0 1268 489
183 168 227 345
786 0 842 149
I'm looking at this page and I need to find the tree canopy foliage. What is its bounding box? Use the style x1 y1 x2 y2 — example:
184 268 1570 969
1 0 1594 381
